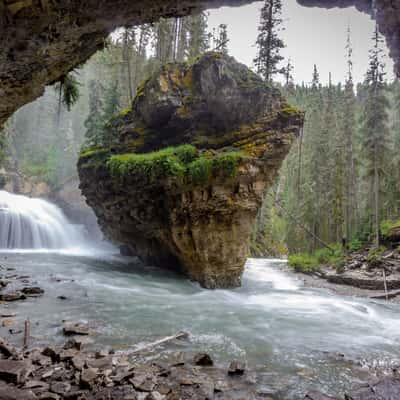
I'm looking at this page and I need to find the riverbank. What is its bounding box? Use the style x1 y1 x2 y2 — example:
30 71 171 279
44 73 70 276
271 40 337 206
285 245 400 302
277 263 400 303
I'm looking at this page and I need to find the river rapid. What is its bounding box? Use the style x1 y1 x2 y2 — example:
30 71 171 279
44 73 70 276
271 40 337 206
1 253 399 399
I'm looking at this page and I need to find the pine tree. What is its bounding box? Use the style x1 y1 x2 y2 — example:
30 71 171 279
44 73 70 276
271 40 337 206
359 25 390 247
84 80 104 148
342 27 358 241
215 24 229 53
188 12 209 60
254 0 285 82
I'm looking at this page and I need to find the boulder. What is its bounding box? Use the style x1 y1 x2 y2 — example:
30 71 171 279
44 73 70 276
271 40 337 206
346 377 400 400
193 353 214 366
78 52 303 289
0 359 32 384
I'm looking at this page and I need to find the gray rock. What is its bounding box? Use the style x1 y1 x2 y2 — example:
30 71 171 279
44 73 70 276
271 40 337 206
305 391 339 399
50 381 71 395
0 359 32 384
80 368 99 389
0 382 37 399
193 353 214 366
227 360 246 376
63 323 91 336
346 377 400 400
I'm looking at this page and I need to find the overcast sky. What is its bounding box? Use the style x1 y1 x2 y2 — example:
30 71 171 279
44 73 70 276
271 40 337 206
208 0 394 84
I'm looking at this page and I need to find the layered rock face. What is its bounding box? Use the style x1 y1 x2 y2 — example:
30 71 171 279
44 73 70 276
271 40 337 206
0 0 399 129
78 53 303 288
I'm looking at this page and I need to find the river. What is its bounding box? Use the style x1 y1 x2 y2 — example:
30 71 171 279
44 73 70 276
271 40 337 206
1 253 399 399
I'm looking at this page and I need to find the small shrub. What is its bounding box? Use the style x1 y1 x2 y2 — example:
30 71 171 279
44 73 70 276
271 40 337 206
288 253 320 273
381 219 400 237
349 237 363 251
187 157 212 184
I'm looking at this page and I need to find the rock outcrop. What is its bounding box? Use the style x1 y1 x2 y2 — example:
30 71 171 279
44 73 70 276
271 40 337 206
78 53 303 288
0 0 399 130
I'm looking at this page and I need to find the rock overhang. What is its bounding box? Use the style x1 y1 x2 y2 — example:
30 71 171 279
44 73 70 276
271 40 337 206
0 0 399 128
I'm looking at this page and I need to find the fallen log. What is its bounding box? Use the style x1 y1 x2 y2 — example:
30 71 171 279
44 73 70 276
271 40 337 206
369 289 400 300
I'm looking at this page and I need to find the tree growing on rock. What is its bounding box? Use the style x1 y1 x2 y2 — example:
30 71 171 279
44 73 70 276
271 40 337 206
254 0 285 82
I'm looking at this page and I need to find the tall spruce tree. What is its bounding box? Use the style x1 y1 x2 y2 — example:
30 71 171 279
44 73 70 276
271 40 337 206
254 0 285 82
188 13 209 60
342 27 358 241
359 25 390 247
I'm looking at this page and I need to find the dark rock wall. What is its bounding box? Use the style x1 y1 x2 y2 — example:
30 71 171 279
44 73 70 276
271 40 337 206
0 0 399 128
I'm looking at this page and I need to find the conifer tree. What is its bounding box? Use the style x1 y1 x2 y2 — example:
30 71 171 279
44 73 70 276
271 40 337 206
359 25 390 247
188 13 209 60
84 80 104 148
342 27 358 241
254 0 285 82
215 24 229 53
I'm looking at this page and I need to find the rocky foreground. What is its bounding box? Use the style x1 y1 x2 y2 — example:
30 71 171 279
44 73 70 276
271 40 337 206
78 52 303 289
2 262 400 400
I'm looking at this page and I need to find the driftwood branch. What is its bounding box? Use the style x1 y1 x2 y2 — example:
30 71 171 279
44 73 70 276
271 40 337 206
23 319 30 350
116 331 189 356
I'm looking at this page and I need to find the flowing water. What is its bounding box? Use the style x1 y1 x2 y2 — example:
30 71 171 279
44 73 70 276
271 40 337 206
1 254 400 398
0 191 400 398
0 190 88 250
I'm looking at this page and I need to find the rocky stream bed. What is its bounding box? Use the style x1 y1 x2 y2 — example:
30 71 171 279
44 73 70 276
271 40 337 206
1 256 400 400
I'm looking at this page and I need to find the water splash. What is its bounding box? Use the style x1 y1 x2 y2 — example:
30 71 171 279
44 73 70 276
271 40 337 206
0 190 88 250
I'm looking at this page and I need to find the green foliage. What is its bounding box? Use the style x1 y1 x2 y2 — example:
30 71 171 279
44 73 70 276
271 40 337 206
366 245 387 266
288 253 320 273
107 145 243 184
56 74 81 111
288 245 344 273
380 219 400 236
187 157 213 184
0 175 7 189
21 146 60 186
0 131 8 167
254 0 285 82
348 237 364 251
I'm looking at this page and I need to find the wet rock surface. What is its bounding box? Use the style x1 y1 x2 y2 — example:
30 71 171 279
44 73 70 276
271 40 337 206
0 335 280 400
79 52 303 289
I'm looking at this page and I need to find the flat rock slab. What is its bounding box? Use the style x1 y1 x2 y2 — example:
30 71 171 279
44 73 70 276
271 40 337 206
0 291 26 302
0 359 32 384
347 377 400 400
63 323 91 336
0 383 36 400
305 390 339 399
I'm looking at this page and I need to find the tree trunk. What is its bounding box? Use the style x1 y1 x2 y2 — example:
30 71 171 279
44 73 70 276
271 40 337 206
374 147 380 247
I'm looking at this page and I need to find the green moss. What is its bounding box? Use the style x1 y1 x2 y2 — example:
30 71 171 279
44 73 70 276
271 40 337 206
119 106 132 117
280 105 300 116
79 148 109 159
381 219 400 236
107 144 244 185
187 157 213 184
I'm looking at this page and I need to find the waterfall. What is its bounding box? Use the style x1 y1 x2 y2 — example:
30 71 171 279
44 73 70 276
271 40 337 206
0 190 87 250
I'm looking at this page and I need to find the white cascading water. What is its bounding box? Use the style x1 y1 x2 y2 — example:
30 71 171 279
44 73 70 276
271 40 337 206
0 190 86 250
